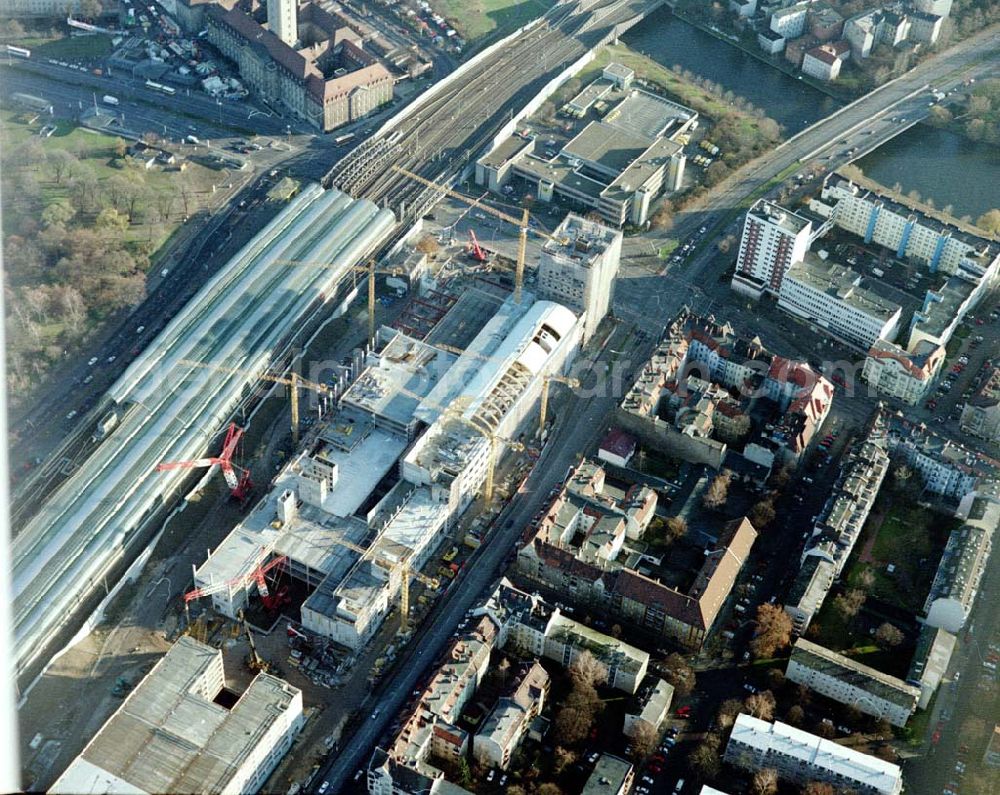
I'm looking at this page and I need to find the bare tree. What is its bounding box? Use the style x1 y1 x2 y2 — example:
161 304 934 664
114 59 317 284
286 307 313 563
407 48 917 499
716 698 744 730
569 650 608 689
744 690 777 721
689 733 722 779
874 623 905 649
630 722 658 761
786 704 805 726
801 782 834 795
749 499 777 529
751 768 779 795
664 516 688 544
703 470 732 510
750 604 792 659
662 652 696 696
46 150 79 184
832 589 866 621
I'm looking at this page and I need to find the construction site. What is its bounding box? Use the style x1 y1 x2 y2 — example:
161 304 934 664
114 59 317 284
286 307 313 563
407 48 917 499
16 159 617 790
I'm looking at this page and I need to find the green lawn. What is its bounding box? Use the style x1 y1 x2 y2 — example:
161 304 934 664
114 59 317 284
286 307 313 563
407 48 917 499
22 34 113 61
658 239 679 258
436 0 556 43
844 501 958 613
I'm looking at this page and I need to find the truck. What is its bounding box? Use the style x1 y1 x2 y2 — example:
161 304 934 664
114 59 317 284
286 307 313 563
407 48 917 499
102 95 119 106
872 267 885 278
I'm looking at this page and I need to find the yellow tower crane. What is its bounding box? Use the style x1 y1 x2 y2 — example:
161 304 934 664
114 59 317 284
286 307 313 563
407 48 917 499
293 516 438 633
390 165 568 304
179 359 331 447
539 374 580 435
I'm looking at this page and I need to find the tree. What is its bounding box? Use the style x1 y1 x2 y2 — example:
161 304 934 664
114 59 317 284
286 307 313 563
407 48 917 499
705 160 731 187
41 201 76 228
814 720 836 739
662 652 696 696
95 207 130 234
786 704 805 726
569 650 608 689
630 722 658 761
749 499 776 529
703 470 732 510
46 150 79 184
765 667 785 691
553 746 577 774
650 201 674 231
664 516 688 544
927 105 953 127
874 622 905 649
801 783 835 795
537 784 564 795
975 209 1000 235
750 604 793 659
80 0 103 18
716 698 744 730
832 588 866 621
114 137 128 158
689 733 722 779
745 690 777 721
751 768 779 795
554 701 592 746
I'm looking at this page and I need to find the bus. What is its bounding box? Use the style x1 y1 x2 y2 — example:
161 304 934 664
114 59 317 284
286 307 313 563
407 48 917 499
333 132 355 145
6 45 31 59
144 80 176 96
103 95 120 106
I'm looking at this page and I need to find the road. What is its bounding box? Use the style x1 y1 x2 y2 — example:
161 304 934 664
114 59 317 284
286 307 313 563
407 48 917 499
309 23 1000 792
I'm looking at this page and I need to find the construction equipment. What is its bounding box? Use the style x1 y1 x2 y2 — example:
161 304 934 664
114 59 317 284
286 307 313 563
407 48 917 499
182 551 288 620
239 609 274 675
156 422 253 501
467 230 488 262
391 166 568 304
539 374 580 434
179 359 331 447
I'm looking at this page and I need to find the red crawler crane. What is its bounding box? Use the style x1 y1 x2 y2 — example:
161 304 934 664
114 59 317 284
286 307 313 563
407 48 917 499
467 229 488 262
182 553 289 618
156 421 253 501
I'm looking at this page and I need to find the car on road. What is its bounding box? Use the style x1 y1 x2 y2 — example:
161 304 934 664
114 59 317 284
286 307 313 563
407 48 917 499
317 782 330 794
371 707 380 720
743 683 757 693
136 325 145 334
107 355 116 363
66 410 77 420
88 356 99 366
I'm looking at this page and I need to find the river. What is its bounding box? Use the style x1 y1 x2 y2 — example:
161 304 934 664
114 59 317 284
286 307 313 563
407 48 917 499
856 125 1000 220
622 6 841 135
622 8 998 221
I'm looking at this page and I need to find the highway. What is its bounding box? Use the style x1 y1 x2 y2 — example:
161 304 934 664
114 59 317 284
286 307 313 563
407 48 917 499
12 186 395 683
309 23 1000 792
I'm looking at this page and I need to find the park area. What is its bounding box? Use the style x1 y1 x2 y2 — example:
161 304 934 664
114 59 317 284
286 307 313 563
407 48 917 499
435 0 556 42
1 110 220 401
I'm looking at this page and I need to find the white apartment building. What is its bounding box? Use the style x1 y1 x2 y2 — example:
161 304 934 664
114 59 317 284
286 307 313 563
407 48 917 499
770 3 810 37
885 415 989 500
816 175 996 276
802 44 848 81
863 338 945 405
786 639 920 727
724 714 904 795
924 498 999 632
624 677 674 738
732 199 813 297
52 638 304 795
777 256 902 350
538 213 623 343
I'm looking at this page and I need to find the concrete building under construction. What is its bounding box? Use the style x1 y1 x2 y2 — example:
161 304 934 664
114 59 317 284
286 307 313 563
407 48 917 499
191 294 582 651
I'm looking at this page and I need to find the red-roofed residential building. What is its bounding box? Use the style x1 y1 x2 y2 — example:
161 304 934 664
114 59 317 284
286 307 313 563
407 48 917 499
802 42 851 81
206 2 393 132
599 428 638 467
863 338 945 405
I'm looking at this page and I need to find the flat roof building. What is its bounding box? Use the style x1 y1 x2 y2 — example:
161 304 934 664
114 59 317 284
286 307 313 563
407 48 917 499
582 754 633 795
476 87 695 227
778 254 902 351
538 213 622 343
51 637 303 795
786 639 920 727
732 199 814 298
724 714 903 795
